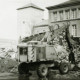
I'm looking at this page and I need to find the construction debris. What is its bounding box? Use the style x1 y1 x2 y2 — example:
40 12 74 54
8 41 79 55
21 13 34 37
0 48 18 73
0 58 18 73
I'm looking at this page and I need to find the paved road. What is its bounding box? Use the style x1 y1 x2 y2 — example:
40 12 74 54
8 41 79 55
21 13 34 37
0 70 80 80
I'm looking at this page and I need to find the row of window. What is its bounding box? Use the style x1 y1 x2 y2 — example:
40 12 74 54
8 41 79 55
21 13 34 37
52 8 80 21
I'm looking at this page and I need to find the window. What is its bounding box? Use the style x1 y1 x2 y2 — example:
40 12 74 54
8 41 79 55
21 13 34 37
54 24 59 30
36 47 46 59
65 10 70 20
78 8 80 18
72 24 77 37
59 11 63 20
19 48 28 55
50 12 54 22
72 9 77 19
20 48 23 55
53 12 57 21
23 48 28 55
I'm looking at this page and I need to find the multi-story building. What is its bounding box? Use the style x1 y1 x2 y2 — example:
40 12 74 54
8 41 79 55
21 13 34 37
17 3 44 41
47 0 80 37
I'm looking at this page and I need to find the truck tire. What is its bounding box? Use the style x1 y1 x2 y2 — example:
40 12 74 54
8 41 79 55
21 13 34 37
59 62 69 74
37 64 48 78
18 62 29 74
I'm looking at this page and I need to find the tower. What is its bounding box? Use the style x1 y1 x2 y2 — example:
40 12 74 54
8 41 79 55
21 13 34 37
17 3 44 41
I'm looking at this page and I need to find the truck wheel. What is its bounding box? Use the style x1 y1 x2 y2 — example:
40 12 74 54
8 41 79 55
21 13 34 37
37 64 48 78
59 62 69 74
18 62 29 74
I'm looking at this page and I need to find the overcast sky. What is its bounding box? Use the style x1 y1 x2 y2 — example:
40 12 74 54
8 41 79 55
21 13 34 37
0 0 68 40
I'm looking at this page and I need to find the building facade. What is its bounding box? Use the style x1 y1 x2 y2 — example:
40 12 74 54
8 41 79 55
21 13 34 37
17 3 44 41
47 0 80 37
33 20 49 35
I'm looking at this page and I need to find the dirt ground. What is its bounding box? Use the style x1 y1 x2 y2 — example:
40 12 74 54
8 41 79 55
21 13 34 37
0 70 80 80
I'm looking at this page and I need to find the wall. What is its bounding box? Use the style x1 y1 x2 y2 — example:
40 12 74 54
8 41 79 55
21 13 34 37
49 5 80 22
48 5 80 37
33 25 49 34
17 7 44 40
49 20 80 37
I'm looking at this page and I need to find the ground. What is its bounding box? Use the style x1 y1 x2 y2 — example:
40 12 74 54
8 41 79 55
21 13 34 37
0 70 80 80
0 58 80 80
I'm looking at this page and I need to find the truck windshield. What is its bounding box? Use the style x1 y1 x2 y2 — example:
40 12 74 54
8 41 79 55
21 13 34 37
19 47 28 55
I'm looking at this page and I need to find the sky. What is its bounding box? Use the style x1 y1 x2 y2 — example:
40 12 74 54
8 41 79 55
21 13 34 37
0 0 68 40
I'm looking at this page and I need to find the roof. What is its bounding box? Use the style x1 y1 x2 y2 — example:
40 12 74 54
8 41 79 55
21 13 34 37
17 3 44 11
46 0 80 10
34 20 49 27
22 33 46 42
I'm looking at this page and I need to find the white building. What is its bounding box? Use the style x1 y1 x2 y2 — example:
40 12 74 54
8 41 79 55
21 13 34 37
17 3 44 41
33 20 49 35
47 0 80 37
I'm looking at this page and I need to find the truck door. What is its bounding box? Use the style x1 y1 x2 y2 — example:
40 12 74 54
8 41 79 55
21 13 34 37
36 47 46 61
19 47 28 62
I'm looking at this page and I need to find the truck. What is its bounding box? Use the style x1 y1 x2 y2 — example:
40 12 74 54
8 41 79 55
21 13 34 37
17 25 80 78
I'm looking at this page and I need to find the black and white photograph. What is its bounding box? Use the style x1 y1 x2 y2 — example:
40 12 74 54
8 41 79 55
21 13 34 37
0 0 80 80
